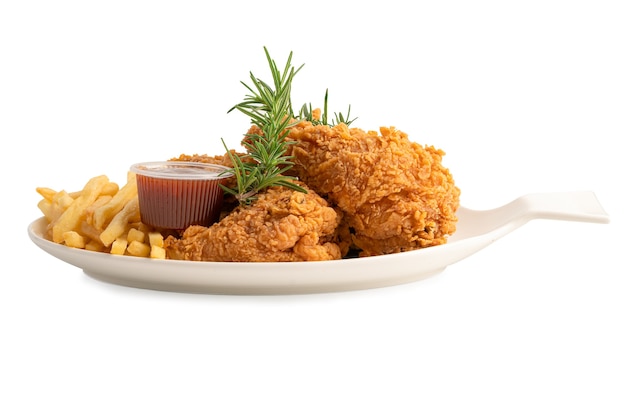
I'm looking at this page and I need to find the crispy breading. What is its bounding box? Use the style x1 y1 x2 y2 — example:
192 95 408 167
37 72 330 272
164 183 346 262
283 120 460 256
169 152 234 167
167 117 460 260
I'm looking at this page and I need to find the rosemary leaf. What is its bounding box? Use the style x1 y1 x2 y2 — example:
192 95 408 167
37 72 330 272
222 47 306 205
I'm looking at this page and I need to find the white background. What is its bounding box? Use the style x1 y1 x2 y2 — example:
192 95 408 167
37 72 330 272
2 1 625 415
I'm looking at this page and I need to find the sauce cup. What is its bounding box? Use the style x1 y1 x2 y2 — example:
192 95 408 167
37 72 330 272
130 161 233 232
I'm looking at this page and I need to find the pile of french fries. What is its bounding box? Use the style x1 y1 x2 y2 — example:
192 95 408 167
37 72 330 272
36 172 166 259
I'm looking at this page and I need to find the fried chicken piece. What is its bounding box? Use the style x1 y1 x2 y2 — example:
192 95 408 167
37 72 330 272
170 152 234 167
281 119 461 256
164 183 346 262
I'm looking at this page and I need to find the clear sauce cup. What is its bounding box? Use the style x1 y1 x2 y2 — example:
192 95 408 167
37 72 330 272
130 161 233 232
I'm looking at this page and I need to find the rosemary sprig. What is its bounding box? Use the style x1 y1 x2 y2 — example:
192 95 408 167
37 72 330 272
221 47 307 205
299 89 358 127
220 47 358 205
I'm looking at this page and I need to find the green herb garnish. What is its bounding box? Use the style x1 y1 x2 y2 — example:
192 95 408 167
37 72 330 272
220 47 357 205
299 89 358 127
221 47 307 205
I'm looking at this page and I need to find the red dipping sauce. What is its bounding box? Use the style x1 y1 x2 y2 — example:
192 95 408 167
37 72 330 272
130 161 233 231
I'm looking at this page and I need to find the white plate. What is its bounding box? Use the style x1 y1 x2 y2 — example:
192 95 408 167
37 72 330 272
27 217 475 294
27 192 610 294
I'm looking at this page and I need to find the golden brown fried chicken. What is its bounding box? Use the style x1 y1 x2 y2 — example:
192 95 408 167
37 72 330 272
170 152 234 166
280 119 461 256
164 183 346 262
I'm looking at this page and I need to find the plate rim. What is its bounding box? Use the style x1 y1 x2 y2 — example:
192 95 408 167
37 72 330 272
27 216 475 295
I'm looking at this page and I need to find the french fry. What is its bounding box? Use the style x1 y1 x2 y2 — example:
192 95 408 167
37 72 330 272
63 231 86 248
99 197 140 247
36 187 58 202
51 175 110 243
110 237 128 255
101 181 120 197
148 232 166 259
85 195 113 223
37 172 167 260
127 227 145 244
83 195 113 234
150 245 166 259
79 220 104 243
93 172 137 230
148 232 164 248
37 199 53 221
52 190 75 209
127 240 151 257
45 190 75 225
67 182 118 199
136 222 152 235
85 239 106 252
